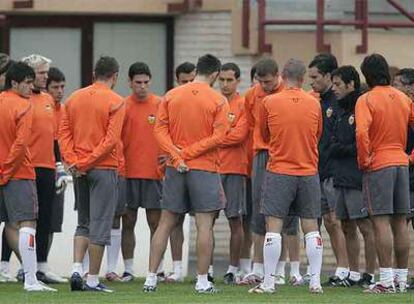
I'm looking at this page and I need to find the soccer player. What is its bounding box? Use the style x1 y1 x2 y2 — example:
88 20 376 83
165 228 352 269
21 55 68 284
143 54 229 293
165 61 197 283
218 62 249 284
60 56 125 293
0 61 56 292
120 62 163 282
249 58 323 294
240 57 285 285
330 66 376 287
308 54 350 285
356 54 413 293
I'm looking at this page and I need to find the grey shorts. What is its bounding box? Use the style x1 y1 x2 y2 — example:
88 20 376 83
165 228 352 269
409 191 414 219
74 169 118 246
244 177 253 222
261 172 321 219
335 187 368 220
282 216 300 235
161 167 226 214
251 150 268 235
0 180 38 223
321 177 336 216
116 176 127 216
363 166 410 216
126 178 161 210
221 174 247 219
50 192 64 233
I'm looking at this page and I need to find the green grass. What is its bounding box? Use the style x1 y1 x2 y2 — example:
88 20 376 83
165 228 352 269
0 279 413 304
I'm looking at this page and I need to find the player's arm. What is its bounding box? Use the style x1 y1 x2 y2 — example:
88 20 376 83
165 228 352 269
355 97 373 170
77 100 125 172
58 102 79 167
258 99 270 144
153 99 183 168
1 104 33 184
181 100 230 160
219 107 249 147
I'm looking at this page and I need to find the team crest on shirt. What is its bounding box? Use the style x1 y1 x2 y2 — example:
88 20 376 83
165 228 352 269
147 114 156 125
228 112 236 123
348 115 355 125
45 104 53 111
326 107 333 118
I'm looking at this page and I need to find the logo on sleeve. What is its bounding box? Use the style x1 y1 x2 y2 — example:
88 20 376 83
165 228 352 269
348 114 355 125
228 112 236 123
326 107 333 118
147 114 156 125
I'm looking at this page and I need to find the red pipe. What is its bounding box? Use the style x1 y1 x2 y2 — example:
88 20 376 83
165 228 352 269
356 0 368 53
242 0 250 48
316 0 330 52
387 0 414 23
257 0 271 53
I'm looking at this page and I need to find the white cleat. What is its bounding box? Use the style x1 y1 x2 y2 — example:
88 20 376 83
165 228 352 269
248 283 275 294
24 281 58 292
0 270 18 283
44 271 68 283
309 285 324 294
274 275 286 285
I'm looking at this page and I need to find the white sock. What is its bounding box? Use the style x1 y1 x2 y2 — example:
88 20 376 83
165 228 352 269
72 262 83 275
305 231 323 288
263 232 282 289
173 260 182 277
227 265 238 274
19 227 37 285
82 250 89 276
38 262 48 273
252 263 264 278
349 271 361 282
144 272 157 286
290 261 301 278
106 229 121 273
379 268 393 287
157 258 164 274
86 274 99 288
0 261 10 273
335 267 350 280
394 268 408 286
196 274 210 289
240 258 251 274
275 261 286 277
306 265 311 276
124 258 134 274
208 265 214 277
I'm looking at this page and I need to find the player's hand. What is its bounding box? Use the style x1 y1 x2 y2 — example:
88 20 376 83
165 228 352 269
177 161 189 173
158 154 168 165
55 162 71 194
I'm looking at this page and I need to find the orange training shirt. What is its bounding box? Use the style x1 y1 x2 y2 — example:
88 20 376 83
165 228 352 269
54 102 64 140
355 86 414 171
154 82 230 172
245 79 284 154
122 93 161 180
0 91 35 184
259 87 322 175
29 92 56 169
218 94 249 175
59 82 125 172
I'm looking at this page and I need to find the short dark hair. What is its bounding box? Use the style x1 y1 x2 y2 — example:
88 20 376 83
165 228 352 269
196 54 221 76
250 65 257 83
255 58 278 77
46 67 65 88
4 62 35 90
175 62 195 79
128 62 151 80
395 68 414 86
94 56 119 80
331 65 361 92
360 53 390 88
308 53 338 75
221 62 241 79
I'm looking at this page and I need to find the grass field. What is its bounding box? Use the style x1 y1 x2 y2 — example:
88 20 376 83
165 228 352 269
0 279 413 304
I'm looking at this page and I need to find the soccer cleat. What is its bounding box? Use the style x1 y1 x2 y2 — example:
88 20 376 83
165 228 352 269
289 275 304 286
223 272 236 285
196 282 219 294
16 268 24 283
237 272 263 285
165 272 184 283
207 273 214 283
0 270 18 283
302 273 311 285
363 282 396 294
274 275 286 285
309 285 323 294
143 284 157 292
105 272 122 282
394 282 407 293
121 271 135 282
248 283 275 294
24 281 57 292
37 271 68 284
358 273 375 289
409 277 414 290
70 272 84 291
157 271 166 283
84 283 114 293
322 275 349 287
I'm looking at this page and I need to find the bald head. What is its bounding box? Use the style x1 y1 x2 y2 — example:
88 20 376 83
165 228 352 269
282 59 306 87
